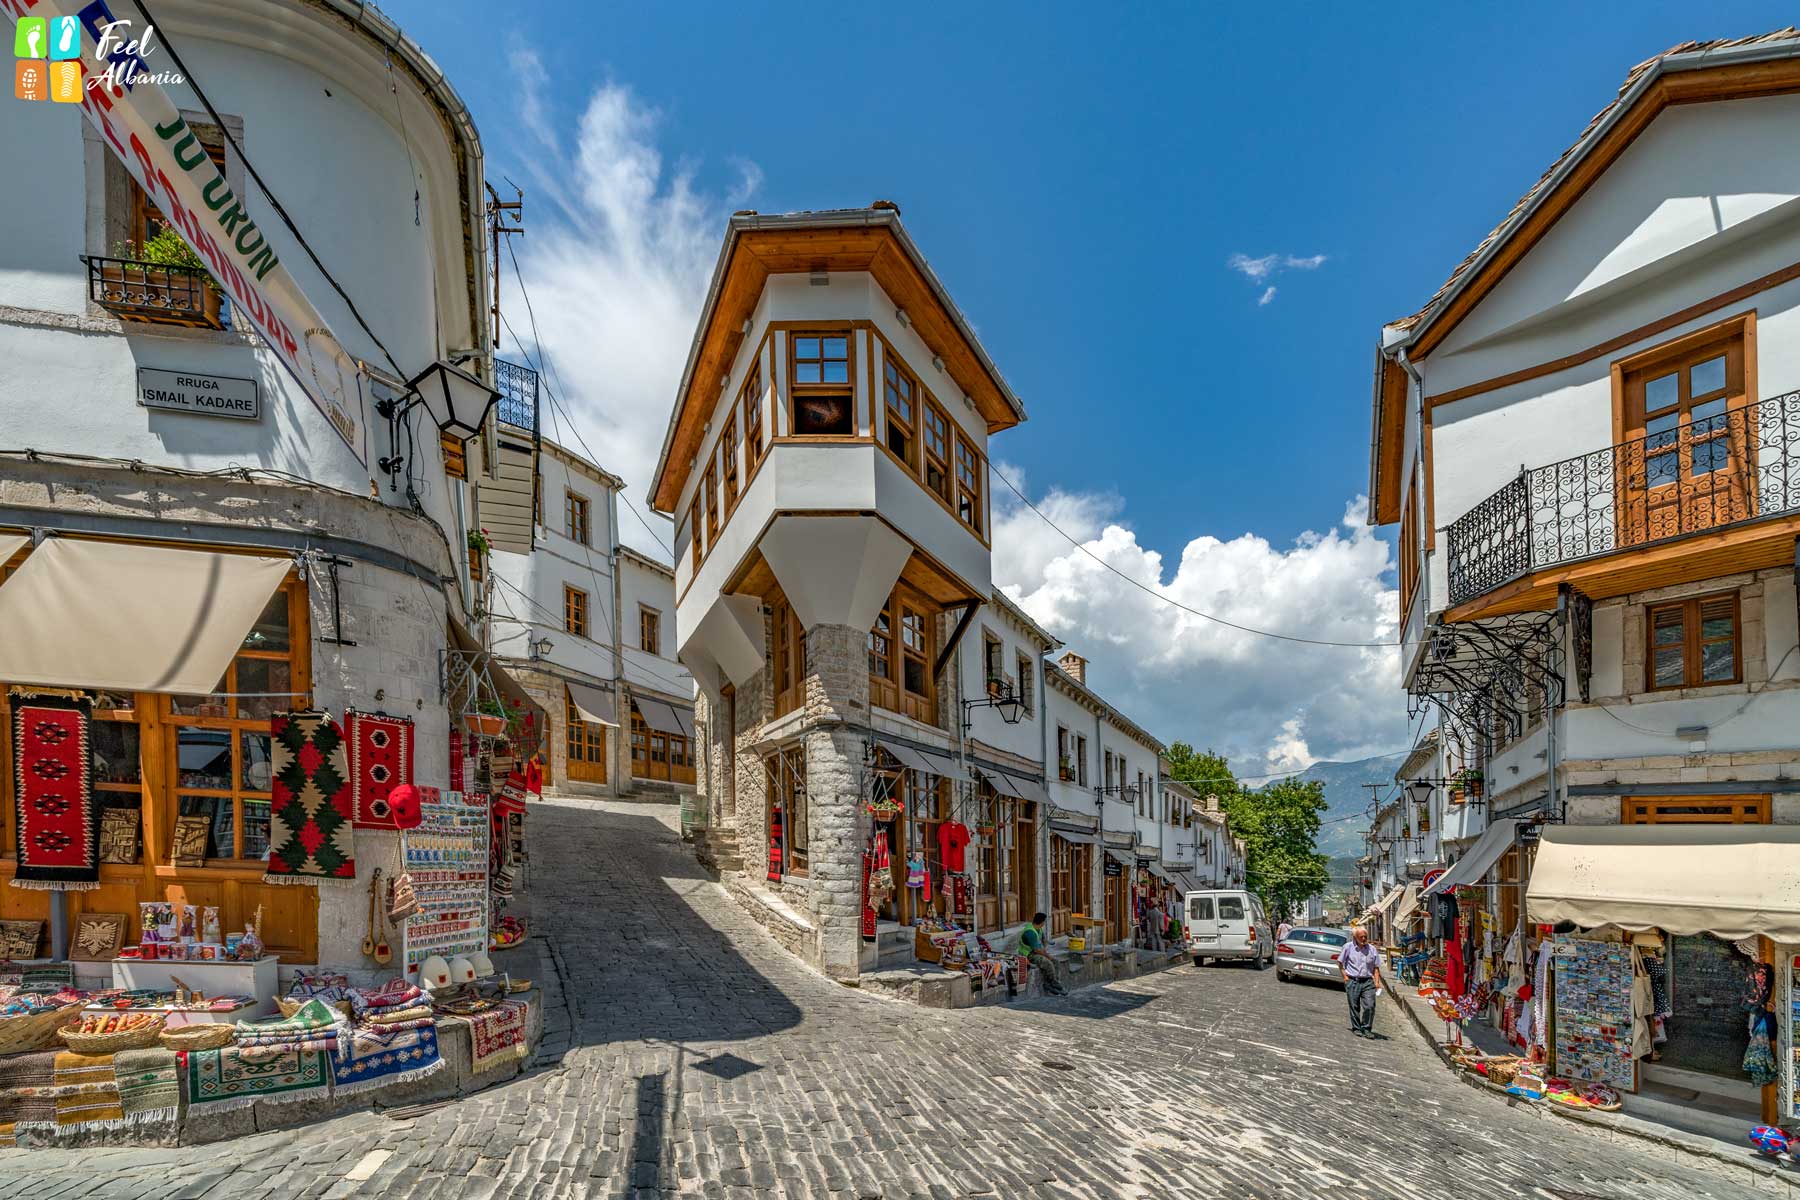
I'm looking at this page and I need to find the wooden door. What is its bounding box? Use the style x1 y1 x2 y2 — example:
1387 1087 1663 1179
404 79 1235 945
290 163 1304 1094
1621 336 1751 547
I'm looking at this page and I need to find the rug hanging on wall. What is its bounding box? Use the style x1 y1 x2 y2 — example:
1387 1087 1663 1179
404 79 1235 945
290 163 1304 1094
264 710 356 885
347 710 417 830
9 695 99 891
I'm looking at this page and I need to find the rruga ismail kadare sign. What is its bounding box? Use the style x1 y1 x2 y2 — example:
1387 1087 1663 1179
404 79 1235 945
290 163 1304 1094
4 0 368 465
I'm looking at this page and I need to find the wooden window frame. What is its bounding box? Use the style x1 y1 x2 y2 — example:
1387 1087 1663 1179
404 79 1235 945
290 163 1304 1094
689 499 703 573
1075 735 1088 787
564 584 590 640
704 460 720 546
1622 795 1769 824
982 630 1004 695
880 350 920 472
1016 652 1034 717
1398 482 1420 620
564 693 608 781
640 606 661 655
771 596 807 719
769 744 808 876
1056 726 1072 781
1645 591 1741 691
868 581 937 725
722 412 741 513
741 362 767 478
954 433 984 537
922 398 954 508
787 330 856 439
564 490 591 547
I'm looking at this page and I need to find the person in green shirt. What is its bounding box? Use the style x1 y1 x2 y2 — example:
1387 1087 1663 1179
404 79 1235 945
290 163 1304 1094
1019 912 1067 996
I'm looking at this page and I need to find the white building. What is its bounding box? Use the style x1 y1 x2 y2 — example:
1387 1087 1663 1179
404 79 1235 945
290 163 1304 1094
0 0 523 971
1369 31 1800 1118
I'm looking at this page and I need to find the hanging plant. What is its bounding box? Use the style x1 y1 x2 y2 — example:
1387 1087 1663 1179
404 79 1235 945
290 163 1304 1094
467 528 491 555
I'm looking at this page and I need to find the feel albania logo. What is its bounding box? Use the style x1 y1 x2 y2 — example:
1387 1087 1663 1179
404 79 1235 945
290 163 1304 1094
14 9 182 103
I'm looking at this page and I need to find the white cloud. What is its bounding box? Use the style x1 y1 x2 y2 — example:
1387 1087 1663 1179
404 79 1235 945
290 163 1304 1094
496 66 748 560
992 476 1405 777
1227 251 1329 307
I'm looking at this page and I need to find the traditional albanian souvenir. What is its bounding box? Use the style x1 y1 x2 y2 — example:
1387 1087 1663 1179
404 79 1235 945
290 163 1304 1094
9 694 100 890
347 710 416 829
265 711 356 884
1748 1126 1791 1157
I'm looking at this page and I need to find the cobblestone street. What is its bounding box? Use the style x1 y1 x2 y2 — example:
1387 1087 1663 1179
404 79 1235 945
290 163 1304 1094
0 797 1781 1199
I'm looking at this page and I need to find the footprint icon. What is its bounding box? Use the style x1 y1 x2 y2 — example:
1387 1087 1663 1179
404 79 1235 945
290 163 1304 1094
26 27 42 57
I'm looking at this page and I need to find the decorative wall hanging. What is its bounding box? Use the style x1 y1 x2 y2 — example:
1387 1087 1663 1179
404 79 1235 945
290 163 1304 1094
0 918 43 958
98 807 141 864
400 790 489 980
171 815 211 866
347 710 416 829
70 912 127 961
9 695 99 890
264 710 356 885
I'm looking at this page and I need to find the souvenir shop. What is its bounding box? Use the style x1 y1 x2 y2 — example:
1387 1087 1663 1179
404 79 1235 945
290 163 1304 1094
0 535 542 1144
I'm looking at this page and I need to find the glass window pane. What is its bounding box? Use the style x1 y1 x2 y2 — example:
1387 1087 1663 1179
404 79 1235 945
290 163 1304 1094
1644 372 1678 413
1692 438 1729 476
795 362 820 384
176 728 232 790
1217 897 1246 920
242 590 290 653
171 674 231 719
1689 354 1726 397
1700 615 1734 641
821 361 849 384
1701 641 1735 682
234 657 292 724
1691 396 1728 423
822 337 847 358
1646 449 1678 488
242 798 270 861
1189 897 1213 922
240 729 273 791
1652 616 1684 645
1653 646 1685 688
91 720 140 786
795 337 818 359
178 794 233 859
1645 411 1679 441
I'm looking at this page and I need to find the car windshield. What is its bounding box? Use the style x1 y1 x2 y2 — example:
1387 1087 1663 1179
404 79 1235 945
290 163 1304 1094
1217 897 1245 920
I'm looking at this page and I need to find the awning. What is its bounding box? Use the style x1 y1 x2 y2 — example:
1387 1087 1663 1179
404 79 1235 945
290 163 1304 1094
0 532 28 566
1369 886 1406 917
1001 771 1049 806
634 696 692 739
1105 849 1135 869
1145 862 1174 883
1392 883 1423 928
876 739 964 780
566 682 617 727
976 766 1028 799
1528 824 1800 942
1052 830 1098 847
1423 819 1520 896
0 537 290 694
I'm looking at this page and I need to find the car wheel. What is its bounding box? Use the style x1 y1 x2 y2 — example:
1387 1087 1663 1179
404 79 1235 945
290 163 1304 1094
1192 956 1206 968
1276 969 1290 983
1253 954 1269 970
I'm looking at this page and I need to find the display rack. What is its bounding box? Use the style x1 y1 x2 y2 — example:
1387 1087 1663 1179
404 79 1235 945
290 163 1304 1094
400 790 490 979
1551 934 1637 1092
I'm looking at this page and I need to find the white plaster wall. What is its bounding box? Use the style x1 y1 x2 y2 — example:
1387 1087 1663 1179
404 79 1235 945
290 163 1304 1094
961 607 1048 767
620 554 693 702
1045 686 1099 817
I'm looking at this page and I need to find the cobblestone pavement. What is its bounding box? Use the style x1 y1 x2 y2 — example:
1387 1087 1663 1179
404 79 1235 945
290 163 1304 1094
0 797 1783 1199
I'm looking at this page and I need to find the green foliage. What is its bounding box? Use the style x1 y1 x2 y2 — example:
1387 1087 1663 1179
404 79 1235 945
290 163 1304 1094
1165 742 1237 802
1167 741 1329 917
115 229 212 278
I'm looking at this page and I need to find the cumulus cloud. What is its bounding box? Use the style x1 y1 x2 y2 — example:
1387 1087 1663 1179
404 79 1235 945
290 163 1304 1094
992 472 1405 778
1228 251 1328 306
496 60 747 559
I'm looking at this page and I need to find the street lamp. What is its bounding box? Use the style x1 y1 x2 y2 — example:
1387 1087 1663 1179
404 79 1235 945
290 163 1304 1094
528 637 555 662
960 680 1025 733
376 359 503 491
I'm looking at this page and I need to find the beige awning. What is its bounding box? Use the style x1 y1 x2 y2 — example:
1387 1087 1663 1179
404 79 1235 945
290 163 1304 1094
1392 883 1423 928
1424 819 1520 896
566 682 617 727
1528 824 1800 942
0 532 28 566
633 696 691 739
0 537 289 694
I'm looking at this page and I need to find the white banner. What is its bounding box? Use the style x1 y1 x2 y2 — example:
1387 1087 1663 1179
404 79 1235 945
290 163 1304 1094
5 0 368 463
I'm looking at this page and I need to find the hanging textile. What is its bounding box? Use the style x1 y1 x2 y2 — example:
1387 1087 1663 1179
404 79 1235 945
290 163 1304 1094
265 710 356 885
8 694 99 891
449 730 465 792
860 849 876 939
346 710 415 829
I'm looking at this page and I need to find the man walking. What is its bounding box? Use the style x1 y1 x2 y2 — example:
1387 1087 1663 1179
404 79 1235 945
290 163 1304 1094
1020 912 1068 996
1340 924 1384 1038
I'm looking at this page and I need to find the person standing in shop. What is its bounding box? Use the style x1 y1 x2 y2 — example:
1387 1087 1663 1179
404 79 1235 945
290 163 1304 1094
1340 924 1385 1039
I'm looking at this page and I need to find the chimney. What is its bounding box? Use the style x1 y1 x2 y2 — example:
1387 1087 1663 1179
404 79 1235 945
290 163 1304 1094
1058 651 1087 685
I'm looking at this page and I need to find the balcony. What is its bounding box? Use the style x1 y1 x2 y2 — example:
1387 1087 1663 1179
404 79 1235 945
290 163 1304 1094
494 358 539 433
1446 391 1800 615
83 254 225 329
476 358 541 556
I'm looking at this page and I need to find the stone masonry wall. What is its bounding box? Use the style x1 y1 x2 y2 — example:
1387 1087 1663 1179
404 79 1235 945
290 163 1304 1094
801 624 872 980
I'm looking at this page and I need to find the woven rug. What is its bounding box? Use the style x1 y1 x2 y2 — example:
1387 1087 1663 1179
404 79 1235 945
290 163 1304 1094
9 696 99 891
114 1048 179 1124
465 1000 529 1074
52 1051 121 1127
347 710 414 829
234 998 344 1054
265 711 355 885
0 1049 56 1129
332 1020 443 1096
350 977 426 1016
183 1043 332 1113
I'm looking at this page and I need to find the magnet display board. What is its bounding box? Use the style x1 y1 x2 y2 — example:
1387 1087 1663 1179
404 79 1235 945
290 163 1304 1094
1551 935 1637 1092
400 790 489 978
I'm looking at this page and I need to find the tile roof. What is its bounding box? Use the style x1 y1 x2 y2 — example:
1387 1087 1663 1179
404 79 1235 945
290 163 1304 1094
1389 29 1800 338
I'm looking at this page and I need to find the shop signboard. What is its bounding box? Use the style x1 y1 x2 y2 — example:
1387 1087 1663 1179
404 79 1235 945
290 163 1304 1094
1104 857 1123 878
137 367 258 420
3 0 367 463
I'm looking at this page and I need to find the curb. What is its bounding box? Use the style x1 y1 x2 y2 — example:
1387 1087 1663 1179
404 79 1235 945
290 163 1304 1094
1383 986 1800 1189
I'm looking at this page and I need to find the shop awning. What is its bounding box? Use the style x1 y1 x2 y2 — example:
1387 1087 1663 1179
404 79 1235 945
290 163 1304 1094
1145 862 1174 883
1369 886 1406 918
0 532 28 566
975 766 1032 800
1105 849 1135 869
566 682 617 727
1528 824 1800 942
1392 883 1423 928
634 696 692 739
1423 819 1520 896
876 739 964 780
0 537 290 694
1052 830 1098 847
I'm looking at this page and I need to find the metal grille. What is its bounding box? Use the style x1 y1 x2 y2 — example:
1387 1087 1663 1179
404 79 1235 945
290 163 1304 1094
82 254 223 329
494 358 539 433
1447 391 1800 606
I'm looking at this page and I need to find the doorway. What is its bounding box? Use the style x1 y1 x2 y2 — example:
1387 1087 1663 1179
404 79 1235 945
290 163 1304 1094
1659 933 1752 1082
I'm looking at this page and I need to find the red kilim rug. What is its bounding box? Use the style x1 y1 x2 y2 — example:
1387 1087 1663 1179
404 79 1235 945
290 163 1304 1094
265 711 356 885
347 710 414 829
9 696 99 891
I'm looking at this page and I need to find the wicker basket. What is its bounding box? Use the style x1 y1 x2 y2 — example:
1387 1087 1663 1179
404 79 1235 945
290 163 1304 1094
159 1023 235 1051
1484 1058 1523 1087
59 1018 164 1054
0 1004 83 1055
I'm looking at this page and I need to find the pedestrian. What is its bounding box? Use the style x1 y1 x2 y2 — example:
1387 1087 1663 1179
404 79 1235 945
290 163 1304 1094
1019 912 1068 996
1277 918 1293 942
1340 924 1385 1038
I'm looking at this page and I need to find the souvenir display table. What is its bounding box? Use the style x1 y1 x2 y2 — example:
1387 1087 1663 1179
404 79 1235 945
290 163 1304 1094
112 958 279 1018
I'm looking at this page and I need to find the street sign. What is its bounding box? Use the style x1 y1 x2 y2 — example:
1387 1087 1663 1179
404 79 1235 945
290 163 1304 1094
137 367 259 420
1103 858 1123 878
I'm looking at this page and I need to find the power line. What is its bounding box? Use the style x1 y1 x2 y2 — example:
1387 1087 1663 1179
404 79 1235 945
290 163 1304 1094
987 462 1413 650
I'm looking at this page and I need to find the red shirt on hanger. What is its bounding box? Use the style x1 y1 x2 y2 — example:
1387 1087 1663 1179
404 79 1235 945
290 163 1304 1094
937 821 971 873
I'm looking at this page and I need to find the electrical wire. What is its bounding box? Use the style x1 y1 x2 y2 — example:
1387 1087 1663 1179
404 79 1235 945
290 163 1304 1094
1595 643 1798 737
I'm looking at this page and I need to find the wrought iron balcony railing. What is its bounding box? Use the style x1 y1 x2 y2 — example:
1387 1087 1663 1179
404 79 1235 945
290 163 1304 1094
82 254 226 329
1446 391 1800 607
494 358 539 433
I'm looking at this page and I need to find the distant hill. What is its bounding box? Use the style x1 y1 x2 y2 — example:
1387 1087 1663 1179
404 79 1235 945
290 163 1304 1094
1244 751 1409 858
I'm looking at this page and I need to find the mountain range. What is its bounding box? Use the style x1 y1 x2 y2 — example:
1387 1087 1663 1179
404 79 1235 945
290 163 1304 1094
1244 750 1409 858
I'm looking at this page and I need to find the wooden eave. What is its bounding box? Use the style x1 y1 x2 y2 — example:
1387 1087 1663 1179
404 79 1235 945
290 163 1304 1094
651 221 1023 513
1370 355 1408 526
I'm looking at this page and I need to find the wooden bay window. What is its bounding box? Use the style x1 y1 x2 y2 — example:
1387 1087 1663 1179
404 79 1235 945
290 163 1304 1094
882 355 919 469
867 582 936 725
723 412 741 512
790 332 854 437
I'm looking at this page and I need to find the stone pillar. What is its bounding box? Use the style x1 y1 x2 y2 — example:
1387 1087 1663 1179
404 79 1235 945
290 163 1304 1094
800 623 872 981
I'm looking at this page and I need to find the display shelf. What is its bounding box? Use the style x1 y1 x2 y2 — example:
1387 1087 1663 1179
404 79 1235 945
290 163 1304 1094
111 956 278 1016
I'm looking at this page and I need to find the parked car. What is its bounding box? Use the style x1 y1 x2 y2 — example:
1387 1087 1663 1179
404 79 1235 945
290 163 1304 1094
1184 889 1273 968
1274 926 1350 985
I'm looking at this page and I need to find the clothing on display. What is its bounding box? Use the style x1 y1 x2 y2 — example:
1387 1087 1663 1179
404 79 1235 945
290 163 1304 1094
937 822 971 874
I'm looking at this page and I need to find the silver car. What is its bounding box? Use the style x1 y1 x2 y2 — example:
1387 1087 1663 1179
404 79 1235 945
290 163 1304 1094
1274 926 1351 985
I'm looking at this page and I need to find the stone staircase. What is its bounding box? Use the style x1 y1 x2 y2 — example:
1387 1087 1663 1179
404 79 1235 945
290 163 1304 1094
694 826 745 874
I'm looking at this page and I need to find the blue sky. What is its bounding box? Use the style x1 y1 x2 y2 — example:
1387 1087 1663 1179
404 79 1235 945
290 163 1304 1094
382 1 1797 769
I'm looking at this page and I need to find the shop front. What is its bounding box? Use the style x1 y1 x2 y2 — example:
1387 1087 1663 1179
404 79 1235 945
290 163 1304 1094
1102 845 1132 944
1528 823 1800 1122
562 681 618 788
1047 820 1097 941
629 693 697 787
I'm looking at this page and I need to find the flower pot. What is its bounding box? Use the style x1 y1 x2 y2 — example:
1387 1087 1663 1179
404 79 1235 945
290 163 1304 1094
464 713 507 737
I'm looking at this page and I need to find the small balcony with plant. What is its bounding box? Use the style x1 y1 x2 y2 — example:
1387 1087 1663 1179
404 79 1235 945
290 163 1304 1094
83 230 228 330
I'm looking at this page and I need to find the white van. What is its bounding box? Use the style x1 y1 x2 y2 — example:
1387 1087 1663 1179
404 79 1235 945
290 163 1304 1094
1184 889 1273 968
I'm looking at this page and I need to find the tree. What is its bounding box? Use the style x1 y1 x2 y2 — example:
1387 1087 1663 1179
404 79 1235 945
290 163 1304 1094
1165 742 1238 804
1221 777 1331 919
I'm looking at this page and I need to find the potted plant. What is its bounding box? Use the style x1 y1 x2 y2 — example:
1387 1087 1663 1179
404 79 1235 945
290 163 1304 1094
1058 756 1074 782
464 697 510 738
1455 768 1484 799
102 230 224 327
467 528 490 583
